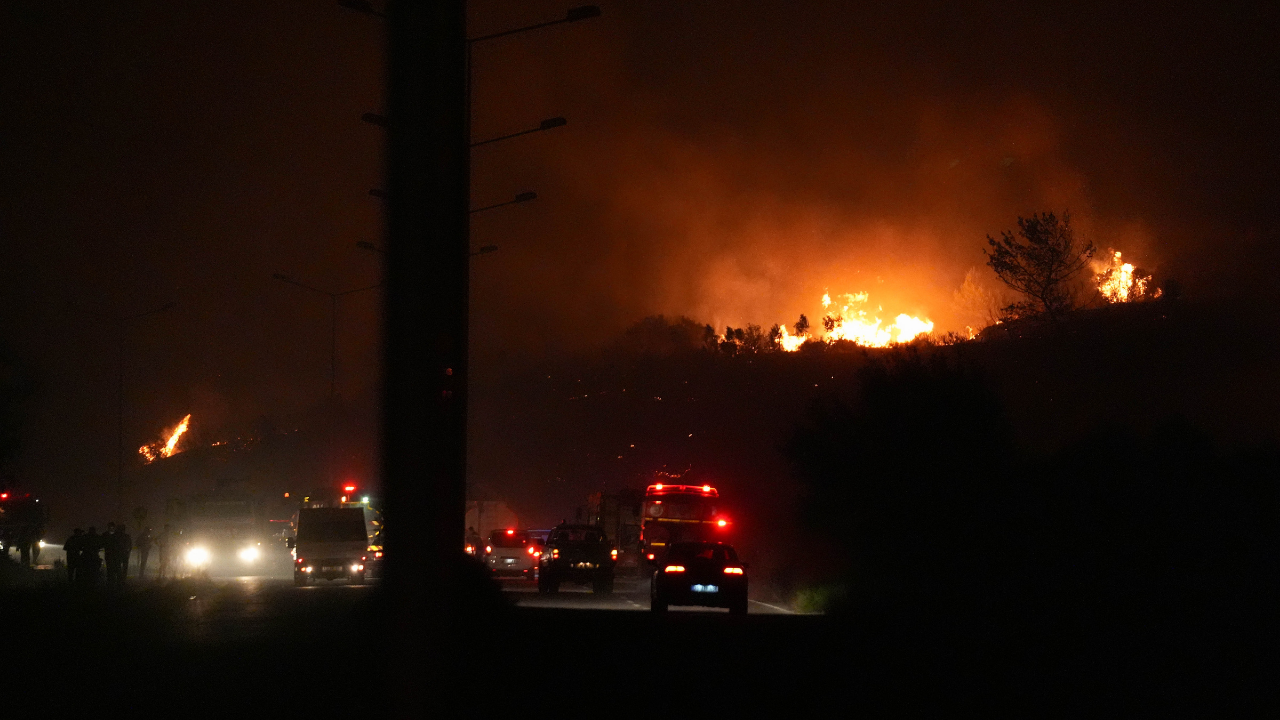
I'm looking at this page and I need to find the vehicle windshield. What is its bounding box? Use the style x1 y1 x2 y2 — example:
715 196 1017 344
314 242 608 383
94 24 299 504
489 531 529 548
667 543 739 564
297 511 368 543
550 527 604 543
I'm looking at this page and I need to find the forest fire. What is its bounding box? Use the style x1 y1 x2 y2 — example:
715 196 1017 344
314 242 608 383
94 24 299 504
777 291 934 350
139 413 191 464
1096 251 1159 303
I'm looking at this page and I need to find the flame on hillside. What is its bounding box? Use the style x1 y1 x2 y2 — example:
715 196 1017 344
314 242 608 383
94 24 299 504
1096 250 1160 303
139 414 191 464
777 291 934 350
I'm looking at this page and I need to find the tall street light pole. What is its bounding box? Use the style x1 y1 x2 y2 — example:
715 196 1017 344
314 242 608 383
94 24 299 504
380 5 598 705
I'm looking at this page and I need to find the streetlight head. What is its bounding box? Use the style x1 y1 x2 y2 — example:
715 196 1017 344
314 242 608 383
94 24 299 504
566 5 602 22
514 191 537 203
539 117 568 131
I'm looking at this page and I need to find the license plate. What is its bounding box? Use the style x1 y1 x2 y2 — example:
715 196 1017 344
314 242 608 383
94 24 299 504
322 566 342 572
503 558 516 564
691 584 719 593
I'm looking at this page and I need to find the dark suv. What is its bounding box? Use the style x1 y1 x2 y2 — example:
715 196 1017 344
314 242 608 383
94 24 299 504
651 541 747 614
537 523 615 594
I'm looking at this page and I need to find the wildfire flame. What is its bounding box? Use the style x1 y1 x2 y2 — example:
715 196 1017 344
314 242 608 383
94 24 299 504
139 414 191 464
1096 250 1159 303
777 291 934 350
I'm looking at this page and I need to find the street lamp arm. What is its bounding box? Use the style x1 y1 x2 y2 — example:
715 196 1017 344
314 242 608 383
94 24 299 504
335 282 384 297
468 5 600 43
471 117 566 148
470 191 537 214
272 273 334 298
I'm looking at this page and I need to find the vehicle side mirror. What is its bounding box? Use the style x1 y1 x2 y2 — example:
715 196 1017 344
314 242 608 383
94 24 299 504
285 538 295 549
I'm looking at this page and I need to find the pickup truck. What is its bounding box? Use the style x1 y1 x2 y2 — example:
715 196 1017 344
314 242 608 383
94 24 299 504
537 523 615 594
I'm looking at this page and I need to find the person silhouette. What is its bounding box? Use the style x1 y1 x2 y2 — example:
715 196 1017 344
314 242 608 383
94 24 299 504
104 522 121 586
63 528 84 584
156 524 174 580
115 525 132 585
136 527 154 580
80 527 104 587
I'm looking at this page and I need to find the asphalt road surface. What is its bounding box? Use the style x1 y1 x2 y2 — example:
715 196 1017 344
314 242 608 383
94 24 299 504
6 570 842 713
501 574 798 614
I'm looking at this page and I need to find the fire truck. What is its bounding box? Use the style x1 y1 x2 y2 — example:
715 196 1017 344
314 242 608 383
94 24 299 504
0 491 47 567
639 482 731 565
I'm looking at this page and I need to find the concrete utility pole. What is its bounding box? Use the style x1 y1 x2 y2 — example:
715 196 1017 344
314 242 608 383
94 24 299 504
383 0 468 703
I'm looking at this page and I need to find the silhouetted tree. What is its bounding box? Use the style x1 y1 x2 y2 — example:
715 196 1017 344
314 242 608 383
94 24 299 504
985 211 1094 320
794 314 810 336
768 323 783 350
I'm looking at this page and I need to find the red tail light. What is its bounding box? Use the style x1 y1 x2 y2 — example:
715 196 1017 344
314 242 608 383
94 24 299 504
647 553 655 560
485 545 492 554
527 546 537 555
664 565 686 573
717 519 728 528
723 567 744 575
610 549 618 560
295 557 304 564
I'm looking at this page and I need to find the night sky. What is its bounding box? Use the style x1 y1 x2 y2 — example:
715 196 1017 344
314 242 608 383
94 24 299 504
4 1 1278 526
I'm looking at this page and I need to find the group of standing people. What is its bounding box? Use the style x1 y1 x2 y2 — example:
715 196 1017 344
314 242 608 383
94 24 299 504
63 523 169 587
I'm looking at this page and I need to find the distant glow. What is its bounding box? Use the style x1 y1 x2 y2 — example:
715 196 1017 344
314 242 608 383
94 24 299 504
238 546 259 562
344 485 356 492
283 492 290 498
362 496 369 503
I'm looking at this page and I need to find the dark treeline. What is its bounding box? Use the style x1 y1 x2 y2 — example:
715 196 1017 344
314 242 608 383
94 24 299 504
787 353 1276 704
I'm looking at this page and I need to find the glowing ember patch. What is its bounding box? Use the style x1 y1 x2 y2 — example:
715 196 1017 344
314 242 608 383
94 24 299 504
139 414 191 464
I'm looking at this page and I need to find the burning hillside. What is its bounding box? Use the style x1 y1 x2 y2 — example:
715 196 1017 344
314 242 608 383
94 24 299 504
1096 251 1160 303
777 291 935 350
139 413 190 463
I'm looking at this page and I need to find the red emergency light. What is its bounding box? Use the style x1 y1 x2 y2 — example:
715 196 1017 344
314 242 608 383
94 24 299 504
506 529 515 535
343 485 356 492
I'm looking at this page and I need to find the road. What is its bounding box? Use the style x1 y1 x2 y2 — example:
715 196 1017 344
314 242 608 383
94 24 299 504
501 574 798 614
6 570 837 712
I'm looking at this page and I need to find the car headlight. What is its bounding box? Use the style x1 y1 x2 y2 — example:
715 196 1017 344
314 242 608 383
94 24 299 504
238 546 259 562
185 547 210 566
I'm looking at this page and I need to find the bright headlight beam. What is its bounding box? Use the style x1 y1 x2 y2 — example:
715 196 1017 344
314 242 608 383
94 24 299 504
185 547 210 566
238 546 259 562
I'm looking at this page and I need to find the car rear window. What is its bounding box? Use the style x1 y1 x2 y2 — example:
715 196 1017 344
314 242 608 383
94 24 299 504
489 532 528 548
297 509 368 542
668 543 739 563
551 527 603 543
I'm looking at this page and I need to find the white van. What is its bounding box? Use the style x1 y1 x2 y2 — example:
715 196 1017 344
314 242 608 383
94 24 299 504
288 507 368 586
